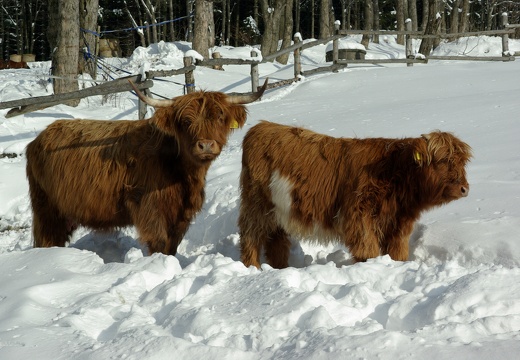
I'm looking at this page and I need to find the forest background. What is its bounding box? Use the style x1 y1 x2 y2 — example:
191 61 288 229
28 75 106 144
2 0 520 63
1 0 519 104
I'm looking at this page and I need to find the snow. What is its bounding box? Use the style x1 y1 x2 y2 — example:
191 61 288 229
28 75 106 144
326 38 366 52
185 49 205 62
1 35 520 359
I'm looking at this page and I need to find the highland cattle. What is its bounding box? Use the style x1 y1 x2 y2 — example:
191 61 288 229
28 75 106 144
239 121 472 268
26 80 267 255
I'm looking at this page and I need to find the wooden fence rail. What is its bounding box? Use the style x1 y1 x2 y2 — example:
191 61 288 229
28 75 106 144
0 13 517 119
0 75 153 119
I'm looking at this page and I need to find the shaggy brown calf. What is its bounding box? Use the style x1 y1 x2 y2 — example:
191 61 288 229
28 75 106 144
239 121 472 268
0 60 30 69
26 80 267 255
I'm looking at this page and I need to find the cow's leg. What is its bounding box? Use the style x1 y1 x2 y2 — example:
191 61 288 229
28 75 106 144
28 178 69 248
130 190 189 256
383 221 414 261
239 232 263 269
164 220 191 256
238 198 272 269
32 210 70 248
239 211 268 269
136 215 190 256
346 215 382 262
264 227 291 269
349 239 381 262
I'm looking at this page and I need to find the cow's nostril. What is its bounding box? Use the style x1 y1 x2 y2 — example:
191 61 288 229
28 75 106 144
197 140 216 152
461 186 469 197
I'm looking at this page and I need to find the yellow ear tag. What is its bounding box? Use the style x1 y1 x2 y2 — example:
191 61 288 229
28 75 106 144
414 151 422 163
230 119 239 129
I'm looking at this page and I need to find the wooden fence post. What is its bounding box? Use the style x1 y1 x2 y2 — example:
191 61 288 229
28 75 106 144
502 13 510 56
332 22 340 64
212 52 223 70
405 19 413 67
250 50 259 92
183 56 195 94
294 33 302 78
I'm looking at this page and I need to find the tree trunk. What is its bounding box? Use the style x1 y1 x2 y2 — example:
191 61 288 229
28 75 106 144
49 0 80 106
434 0 443 49
221 0 227 45
276 0 295 64
396 0 405 45
449 0 460 38
409 0 418 31
168 0 175 41
186 0 194 42
372 0 380 43
193 0 214 59
320 0 331 38
227 0 232 45
259 0 285 58
419 0 442 56
126 5 146 47
311 0 315 38
143 0 158 44
340 0 346 30
459 0 470 33
79 0 98 78
346 0 352 30
361 0 373 48
422 0 429 31
234 0 240 46
295 0 300 33
485 0 497 31
0 3 3 58
254 0 259 29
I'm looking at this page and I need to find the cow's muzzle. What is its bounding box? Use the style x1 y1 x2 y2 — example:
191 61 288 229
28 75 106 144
197 140 217 153
195 140 220 160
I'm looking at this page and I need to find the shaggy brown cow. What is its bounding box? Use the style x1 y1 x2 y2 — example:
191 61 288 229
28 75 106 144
239 121 472 268
26 80 267 255
0 60 30 69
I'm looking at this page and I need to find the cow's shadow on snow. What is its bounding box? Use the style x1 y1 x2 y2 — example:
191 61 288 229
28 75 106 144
70 222 429 266
71 230 147 263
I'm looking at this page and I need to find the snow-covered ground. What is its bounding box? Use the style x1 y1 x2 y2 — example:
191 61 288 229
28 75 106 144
1 36 519 359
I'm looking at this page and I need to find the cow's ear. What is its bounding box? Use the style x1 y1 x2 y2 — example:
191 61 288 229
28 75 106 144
229 105 247 129
153 107 180 137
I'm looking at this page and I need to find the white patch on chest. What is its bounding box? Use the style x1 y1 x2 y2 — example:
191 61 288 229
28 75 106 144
269 170 341 243
269 170 293 227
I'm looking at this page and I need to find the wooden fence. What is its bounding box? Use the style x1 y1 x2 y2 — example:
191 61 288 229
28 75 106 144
0 14 517 119
0 75 153 119
168 17 518 106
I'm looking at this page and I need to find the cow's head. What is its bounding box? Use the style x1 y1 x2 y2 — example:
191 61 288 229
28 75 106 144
130 79 267 163
413 131 472 204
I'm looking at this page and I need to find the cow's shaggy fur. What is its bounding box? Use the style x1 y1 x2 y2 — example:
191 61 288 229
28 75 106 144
26 89 254 255
239 121 472 268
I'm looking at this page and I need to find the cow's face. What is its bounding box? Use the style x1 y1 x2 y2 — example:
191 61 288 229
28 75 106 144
155 92 247 163
436 155 470 201
415 131 472 204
